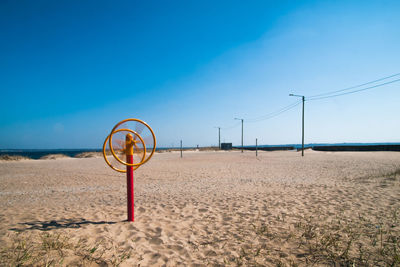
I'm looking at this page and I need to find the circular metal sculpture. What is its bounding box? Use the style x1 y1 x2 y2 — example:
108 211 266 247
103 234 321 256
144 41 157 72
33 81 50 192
102 118 156 221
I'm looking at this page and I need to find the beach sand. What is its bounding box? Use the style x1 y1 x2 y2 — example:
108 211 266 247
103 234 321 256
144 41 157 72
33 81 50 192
1 150 400 266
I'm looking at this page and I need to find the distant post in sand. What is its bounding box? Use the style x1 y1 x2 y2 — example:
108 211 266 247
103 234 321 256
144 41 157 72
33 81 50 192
289 94 305 156
214 127 221 149
234 118 244 153
218 127 221 149
256 138 258 157
180 140 183 158
102 118 156 222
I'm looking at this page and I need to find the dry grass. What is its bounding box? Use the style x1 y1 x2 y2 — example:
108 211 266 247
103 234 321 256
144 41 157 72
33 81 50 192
219 209 400 266
74 152 102 158
39 154 70 160
0 232 132 267
3 215 397 266
293 212 400 266
222 168 400 266
0 155 31 161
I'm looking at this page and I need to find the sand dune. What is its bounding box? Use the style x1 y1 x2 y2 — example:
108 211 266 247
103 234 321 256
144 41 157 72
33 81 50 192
1 151 400 266
39 154 71 160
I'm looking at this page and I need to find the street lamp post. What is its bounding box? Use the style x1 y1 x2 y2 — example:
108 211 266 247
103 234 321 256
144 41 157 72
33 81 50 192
214 127 221 149
234 118 244 153
289 94 305 157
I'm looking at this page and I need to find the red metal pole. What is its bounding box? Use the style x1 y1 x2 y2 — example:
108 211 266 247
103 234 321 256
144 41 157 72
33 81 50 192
126 154 134 221
126 134 134 222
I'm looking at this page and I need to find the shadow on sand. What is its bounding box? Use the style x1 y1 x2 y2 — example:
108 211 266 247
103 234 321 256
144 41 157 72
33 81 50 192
10 218 117 232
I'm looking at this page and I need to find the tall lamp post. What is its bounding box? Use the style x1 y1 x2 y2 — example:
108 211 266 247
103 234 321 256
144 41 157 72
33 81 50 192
234 118 244 153
289 94 305 157
214 127 221 149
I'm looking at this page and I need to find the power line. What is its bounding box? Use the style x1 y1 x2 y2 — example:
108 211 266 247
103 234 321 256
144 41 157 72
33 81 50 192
220 121 241 130
216 72 399 140
249 101 301 122
246 100 302 123
246 101 301 122
308 78 400 101
307 72 400 99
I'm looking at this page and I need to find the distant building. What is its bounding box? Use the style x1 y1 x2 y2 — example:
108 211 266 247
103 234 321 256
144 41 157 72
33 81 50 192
221 143 232 150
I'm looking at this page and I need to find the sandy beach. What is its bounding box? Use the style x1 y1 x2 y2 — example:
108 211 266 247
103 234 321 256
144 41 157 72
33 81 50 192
1 150 400 266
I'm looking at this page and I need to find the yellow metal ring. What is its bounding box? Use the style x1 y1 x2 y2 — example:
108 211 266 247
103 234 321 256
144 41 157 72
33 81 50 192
108 128 146 168
109 118 156 165
109 128 147 167
103 133 144 172
103 134 126 173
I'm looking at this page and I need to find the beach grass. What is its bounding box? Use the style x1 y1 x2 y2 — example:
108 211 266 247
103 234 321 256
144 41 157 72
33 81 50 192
0 155 31 161
0 232 132 267
2 208 399 266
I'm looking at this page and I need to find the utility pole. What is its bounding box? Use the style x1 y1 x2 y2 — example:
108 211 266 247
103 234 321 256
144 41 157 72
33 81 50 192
302 96 305 156
214 127 221 149
289 94 305 156
180 140 183 158
218 127 221 150
234 118 244 153
256 138 258 157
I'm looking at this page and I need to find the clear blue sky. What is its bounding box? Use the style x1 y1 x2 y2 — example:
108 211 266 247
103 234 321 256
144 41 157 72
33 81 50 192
1 0 399 149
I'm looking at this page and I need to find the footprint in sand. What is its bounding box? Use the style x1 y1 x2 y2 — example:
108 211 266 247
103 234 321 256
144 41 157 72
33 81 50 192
133 236 142 242
169 244 184 252
149 236 164 245
151 252 161 260
127 224 137 231
204 250 217 257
